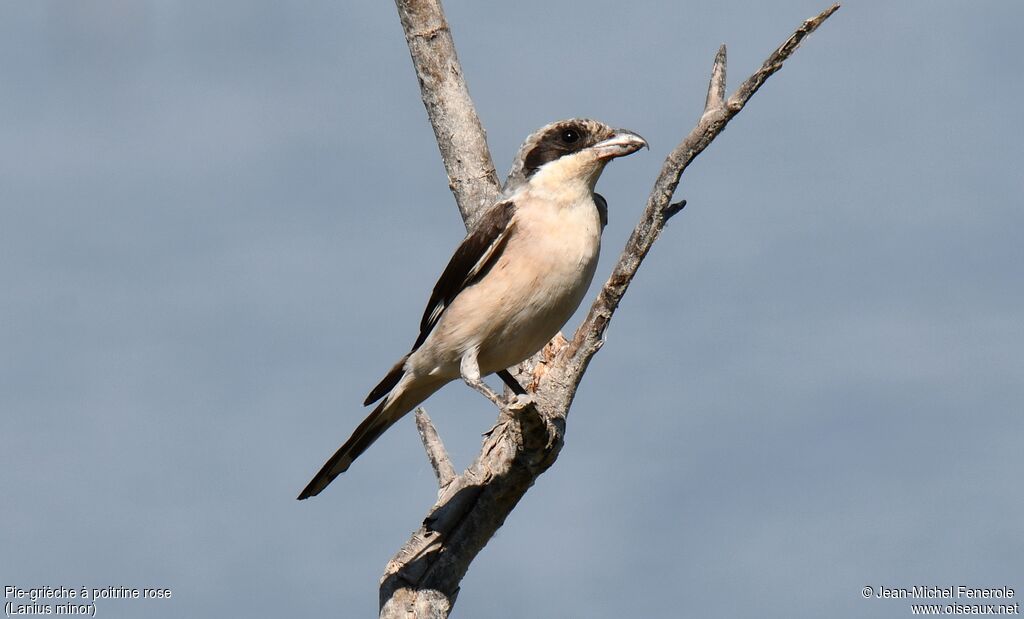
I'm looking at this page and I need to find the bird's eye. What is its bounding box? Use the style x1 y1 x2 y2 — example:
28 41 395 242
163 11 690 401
561 128 581 143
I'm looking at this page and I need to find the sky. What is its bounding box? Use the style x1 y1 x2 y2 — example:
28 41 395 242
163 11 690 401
2 1 1022 617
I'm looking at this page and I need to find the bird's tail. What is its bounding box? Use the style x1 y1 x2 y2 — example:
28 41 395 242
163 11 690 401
297 373 444 499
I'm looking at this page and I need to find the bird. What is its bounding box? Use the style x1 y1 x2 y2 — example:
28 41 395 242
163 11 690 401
298 118 646 499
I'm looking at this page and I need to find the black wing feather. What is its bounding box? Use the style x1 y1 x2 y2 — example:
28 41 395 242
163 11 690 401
363 354 408 406
412 200 516 351
593 192 608 228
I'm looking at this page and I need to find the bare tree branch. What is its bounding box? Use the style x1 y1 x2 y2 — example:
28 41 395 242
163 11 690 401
415 408 456 489
379 396 558 618
559 3 840 380
394 0 501 229
728 4 840 113
376 3 840 617
703 45 727 115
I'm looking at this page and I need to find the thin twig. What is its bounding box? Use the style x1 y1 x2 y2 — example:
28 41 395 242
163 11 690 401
728 4 840 113
703 45 727 115
415 408 457 489
560 3 840 376
664 199 688 222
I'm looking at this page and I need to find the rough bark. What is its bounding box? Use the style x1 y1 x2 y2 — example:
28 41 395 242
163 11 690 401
378 2 840 617
394 0 500 229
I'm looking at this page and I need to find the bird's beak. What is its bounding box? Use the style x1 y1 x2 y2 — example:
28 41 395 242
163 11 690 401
592 130 648 160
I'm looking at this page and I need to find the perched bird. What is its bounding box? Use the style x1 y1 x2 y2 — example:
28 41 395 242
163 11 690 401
298 118 646 499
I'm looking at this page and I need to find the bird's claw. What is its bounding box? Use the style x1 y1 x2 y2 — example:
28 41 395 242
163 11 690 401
507 393 534 411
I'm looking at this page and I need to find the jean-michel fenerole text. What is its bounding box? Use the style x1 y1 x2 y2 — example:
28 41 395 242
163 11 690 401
875 585 1014 600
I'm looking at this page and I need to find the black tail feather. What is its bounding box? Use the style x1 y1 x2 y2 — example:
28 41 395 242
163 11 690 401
297 399 396 500
298 373 447 499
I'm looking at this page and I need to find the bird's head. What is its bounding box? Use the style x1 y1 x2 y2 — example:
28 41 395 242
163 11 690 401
503 118 647 196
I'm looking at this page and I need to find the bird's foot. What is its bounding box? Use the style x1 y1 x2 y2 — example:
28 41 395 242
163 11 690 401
507 393 534 411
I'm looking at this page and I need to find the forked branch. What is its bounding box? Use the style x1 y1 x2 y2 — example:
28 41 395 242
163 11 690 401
378 2 839 617
558 4 840 381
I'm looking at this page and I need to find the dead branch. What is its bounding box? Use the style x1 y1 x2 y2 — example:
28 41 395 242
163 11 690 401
558 4 841 381
377 2 839 617
414 408 456 490
394 0 500 229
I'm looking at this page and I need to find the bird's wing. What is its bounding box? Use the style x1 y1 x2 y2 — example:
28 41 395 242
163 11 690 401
362 200 515 408
593 192 608 228
413 199 517 351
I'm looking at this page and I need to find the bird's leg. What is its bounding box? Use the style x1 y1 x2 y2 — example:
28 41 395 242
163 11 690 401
497 369 535 411
496 369 528 396
460 349 505 409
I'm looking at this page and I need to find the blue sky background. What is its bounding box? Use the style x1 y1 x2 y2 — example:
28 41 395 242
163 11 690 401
2 1 1021 617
